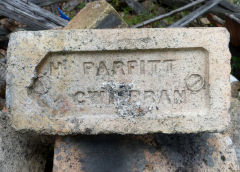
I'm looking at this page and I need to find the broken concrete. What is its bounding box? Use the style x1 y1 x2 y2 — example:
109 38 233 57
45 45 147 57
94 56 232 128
7 28 231 134
64 0 128 29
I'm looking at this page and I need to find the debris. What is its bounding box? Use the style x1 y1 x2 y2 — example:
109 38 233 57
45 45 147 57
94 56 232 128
207 13 225 26
161 0 192 8
211 0 240 19
170 0 222 27
125 0 147 15
199 17 210 25
50 4 60 15
133 0 206 28
0 0 68 30
64 0 128 29
227 13 240 25
142 0 158 13
30 0 67 7
62 0 84 11
220 0 240 13
0 18 21 32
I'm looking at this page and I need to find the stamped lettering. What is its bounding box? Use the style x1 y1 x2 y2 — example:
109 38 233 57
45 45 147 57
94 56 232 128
29 49 209 117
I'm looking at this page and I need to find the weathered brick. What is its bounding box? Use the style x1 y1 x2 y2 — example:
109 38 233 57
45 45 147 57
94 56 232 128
7 28 231 134
64 0 128 29
52 134 239 172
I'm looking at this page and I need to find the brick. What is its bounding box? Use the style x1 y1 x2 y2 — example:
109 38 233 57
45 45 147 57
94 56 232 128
64 0 128 29
53 134 239 172
7 28 231 134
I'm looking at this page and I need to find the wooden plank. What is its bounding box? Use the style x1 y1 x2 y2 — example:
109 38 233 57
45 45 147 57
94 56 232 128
30 0 67 7
160 0 240 19
0 0 68 30
219 0 240 13
161 0 191 8
211 0 240 18
132 0 206 28
170 0 222 27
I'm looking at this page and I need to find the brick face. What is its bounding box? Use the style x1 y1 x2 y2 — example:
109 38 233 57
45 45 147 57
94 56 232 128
7 28 230 134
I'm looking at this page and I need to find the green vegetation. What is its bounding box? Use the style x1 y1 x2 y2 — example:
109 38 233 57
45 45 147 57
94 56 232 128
110 1 192 27
77 2 86 10
122 7 161 26
233 0 240 5
112 0 119 7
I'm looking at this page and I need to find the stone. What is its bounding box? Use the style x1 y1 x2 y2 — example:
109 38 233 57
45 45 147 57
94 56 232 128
200 17 211 25
64 0 128 29
7 28 231 134
52 133 239 171
0 110 48 172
